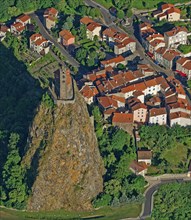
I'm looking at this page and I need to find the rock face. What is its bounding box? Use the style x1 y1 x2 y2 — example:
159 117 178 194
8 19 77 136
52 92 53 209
24 88 104 211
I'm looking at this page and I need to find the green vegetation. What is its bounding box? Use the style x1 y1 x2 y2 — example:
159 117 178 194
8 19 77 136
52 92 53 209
178 44 191 54
90 106 146 208
152 182 191 219
188 80 191 89
139 125 191 174
75 33 108 67
94 0 191 17
1 133 28 209
0 41 42 208
0 204 141 220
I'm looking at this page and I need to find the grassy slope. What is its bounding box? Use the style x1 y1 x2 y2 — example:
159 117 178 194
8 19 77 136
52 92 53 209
131 0 190 9
0 204 141 220
94 0 190 10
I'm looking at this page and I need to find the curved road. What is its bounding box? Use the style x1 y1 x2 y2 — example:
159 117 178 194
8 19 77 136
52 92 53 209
29 12 80 68
140 178 191 219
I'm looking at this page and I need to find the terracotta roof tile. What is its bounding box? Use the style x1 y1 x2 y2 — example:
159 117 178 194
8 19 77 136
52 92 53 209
150 107 166 116
80 17 94 25
112 112 133 123
138 150 152 160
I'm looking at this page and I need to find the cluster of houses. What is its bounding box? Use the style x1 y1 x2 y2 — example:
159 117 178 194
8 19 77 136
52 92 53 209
79 58 191 128
73 16 137 55
139 21 191 79
152 3 181 21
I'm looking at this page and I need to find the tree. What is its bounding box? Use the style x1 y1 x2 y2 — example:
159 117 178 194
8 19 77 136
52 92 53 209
117 10 125 19
93 193 112 208
2 133 28 209
187 80 191 89
111 197 120 207
75 48 87 62
117 63 126 70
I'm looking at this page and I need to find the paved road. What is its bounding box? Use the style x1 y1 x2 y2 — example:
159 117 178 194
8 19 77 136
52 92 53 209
85 0 174 77
140 178 191 219
29 12 80 68
84 0 115 25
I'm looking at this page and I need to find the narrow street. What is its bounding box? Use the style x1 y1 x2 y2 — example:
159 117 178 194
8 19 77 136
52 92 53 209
29 12 80 68
85 0 175 77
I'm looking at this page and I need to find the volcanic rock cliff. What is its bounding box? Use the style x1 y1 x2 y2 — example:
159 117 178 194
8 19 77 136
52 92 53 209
23 87 104 211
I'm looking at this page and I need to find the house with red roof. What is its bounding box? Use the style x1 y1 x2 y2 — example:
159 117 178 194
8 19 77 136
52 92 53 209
0 25 9 41
137 150 152 165
102 27 136 54
164 26 188 48
143 33 165 55
80 17 101 40
112 112 133 126
30 33 50 55
10 22 25 35
170 111 191 127
176 57 191 79
161 49 181 69
43 7 58 30
129 160 148 177
10 14 30 35
149 107 167 125
80 84 98 105
152 3 181 21
127 97 148 123
16 14 31 26
59 29 75 46
101 55 126 68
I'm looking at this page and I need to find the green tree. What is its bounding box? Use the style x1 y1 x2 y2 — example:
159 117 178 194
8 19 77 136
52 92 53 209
2 133 28 209
117 10 125 19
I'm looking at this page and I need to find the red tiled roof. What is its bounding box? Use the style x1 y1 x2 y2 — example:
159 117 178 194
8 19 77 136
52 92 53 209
183 61 191 71
98 96 118 109
165 26 188 37
102 27 118 38
150 107 166 116
17 14 30 23
166 7 181 15
59 29 75 41
170 111 191 120
101 55 125 66
104 108 116 115
87 22 101 31
44 7 58 17
131 103 147 111
163 49 180 61
161 3 174 11
137 150 152 160
176 57 189 65
30 33 42 41
80 17 94 25
0 25 8 32
35 38 47 46
80 85 98 99
130 160 148 173
166 94 178 105
112 112 133 123
110 95 126 103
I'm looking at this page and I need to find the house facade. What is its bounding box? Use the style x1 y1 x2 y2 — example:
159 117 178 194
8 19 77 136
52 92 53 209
149 107 167 125
44 7 58 30
30 33 50 55
59 30 75 46
164 27 188 48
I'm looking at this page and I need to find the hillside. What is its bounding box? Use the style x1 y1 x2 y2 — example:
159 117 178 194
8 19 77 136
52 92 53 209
22 85 104 211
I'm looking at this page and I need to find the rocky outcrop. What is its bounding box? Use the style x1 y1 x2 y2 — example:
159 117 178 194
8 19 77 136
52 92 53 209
23 87 104 211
